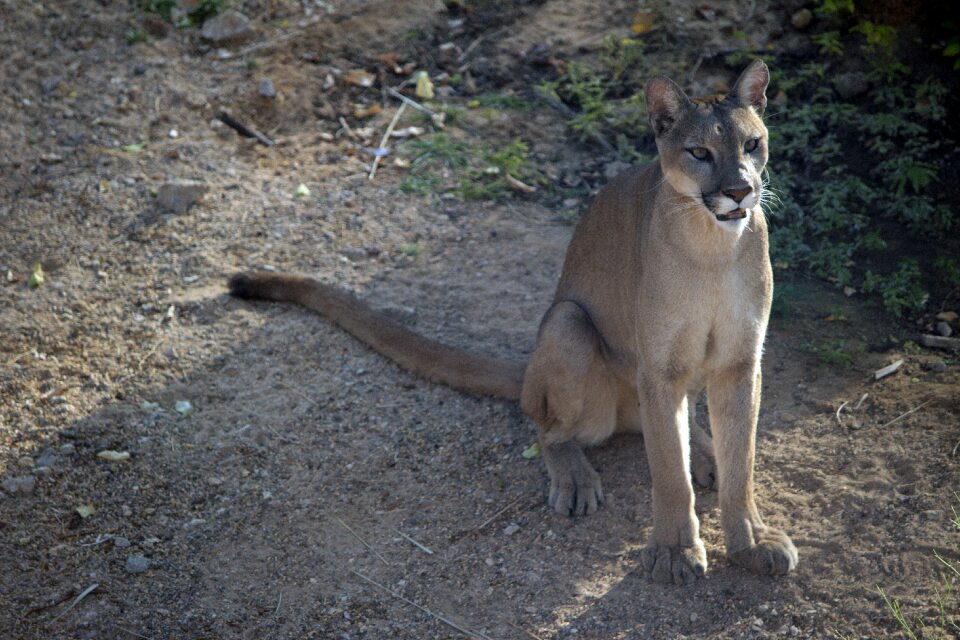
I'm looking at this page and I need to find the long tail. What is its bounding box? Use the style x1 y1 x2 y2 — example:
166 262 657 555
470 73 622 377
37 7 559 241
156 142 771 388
228 271 526 400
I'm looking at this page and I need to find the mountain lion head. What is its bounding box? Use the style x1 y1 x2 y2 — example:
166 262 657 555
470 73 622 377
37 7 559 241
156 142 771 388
645 60 770 234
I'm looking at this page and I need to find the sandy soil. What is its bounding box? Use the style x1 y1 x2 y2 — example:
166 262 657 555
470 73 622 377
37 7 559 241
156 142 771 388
1 1 958 638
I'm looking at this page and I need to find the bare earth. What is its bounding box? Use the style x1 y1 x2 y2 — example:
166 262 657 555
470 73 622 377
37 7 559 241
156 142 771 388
1 1 958 639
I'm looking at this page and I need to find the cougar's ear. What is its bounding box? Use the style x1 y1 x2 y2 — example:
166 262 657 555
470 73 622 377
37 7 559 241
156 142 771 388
729 58 769 115
645 75 689 137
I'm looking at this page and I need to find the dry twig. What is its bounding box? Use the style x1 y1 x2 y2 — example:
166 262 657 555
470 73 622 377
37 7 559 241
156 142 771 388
49 583 98 624
335 516 391 566
350 570 493 640
368 102 407 181
396 529 433 555
879 398 934 429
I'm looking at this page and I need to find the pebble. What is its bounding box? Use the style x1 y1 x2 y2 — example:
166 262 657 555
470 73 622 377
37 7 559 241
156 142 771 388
925 359 947 373
503 523 520 536
36 452 57 468
258 78 276 98
113 536 131 548
157 179 208 214
2 475 37 496
17 456 34 469
60 443 76 456
937 321 953 337
125 554 151 573
791 8 813 30
200 10 252 44
834 72 869 100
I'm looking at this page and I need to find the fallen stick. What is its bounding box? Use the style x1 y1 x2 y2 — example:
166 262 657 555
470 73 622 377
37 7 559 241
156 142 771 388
396 528 433 555
350 570 492 640
368 102 407 181
879 398 934 429
216 111 274 147
920 334 960 350
385 86 439 117
49 583 98 624
335 516 391 566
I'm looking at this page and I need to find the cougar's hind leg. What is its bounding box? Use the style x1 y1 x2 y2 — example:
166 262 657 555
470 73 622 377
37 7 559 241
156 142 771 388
521 301 616 516
688 394 717 490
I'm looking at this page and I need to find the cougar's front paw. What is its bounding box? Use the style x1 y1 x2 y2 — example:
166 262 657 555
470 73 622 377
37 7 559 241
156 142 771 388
641 539 707 585
728 527 798 576
548 460 603 517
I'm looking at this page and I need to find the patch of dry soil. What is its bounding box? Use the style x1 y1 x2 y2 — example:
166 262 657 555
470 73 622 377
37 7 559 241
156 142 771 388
1 1 957 639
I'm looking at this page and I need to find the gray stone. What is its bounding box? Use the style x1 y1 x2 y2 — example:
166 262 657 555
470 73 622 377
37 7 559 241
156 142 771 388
157 180 208 214
113 536 131 549
125 554 151 573
200 10 252 44
503 523 520 536
834 72 869 100
36 451 57 468
2 475 36 495
937 321 953 337
60 443 76 456
791 9 813 30
258 78 276 98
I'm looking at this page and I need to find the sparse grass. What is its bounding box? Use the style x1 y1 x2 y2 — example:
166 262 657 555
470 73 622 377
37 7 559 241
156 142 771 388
471 92 537 112
800 341 852 367
870 495 960 639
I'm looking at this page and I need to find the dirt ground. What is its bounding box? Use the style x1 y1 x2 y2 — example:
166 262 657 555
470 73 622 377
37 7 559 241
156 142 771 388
1 1 958 638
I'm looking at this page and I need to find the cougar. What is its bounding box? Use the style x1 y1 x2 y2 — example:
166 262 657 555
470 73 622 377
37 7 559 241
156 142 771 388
228 59 798 584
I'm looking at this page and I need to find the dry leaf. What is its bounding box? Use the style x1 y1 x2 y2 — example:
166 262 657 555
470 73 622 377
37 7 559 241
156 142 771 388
28 263 44 288
353 103 382 118
344 69 375 88
415 71 434 99
631 11 656 34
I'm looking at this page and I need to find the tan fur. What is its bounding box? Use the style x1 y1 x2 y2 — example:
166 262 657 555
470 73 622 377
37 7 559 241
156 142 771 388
228 60 797 584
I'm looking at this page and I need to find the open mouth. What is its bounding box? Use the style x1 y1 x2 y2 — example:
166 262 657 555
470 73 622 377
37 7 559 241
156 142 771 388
715 208 747 222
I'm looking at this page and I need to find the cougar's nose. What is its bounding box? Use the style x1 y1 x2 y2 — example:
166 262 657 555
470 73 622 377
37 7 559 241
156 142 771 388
722 186 752 203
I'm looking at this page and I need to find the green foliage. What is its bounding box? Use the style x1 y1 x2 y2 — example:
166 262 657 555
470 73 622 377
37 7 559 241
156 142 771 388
801 341 852 366
537 37 650 156
188 0 227 24
140 0 175 19
862 261 928 317
766 47 954 317
815 0 854 19
813 31 844 56
405 134 469 172
126 29 148 45
459 138 532 200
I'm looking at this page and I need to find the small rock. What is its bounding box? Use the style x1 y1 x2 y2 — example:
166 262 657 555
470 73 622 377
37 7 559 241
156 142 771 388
791 8 813 30
60 443 76 456
125 554 151 573
924 359 947 373
36 452 57 468
503 523 520 536
258 78 276 98
2 475 37 496
17 456 34 469
689 612 698 622
937 321 953 337
340 247 368 262
157 180 208 214
789 626 800 637
200 10 252 44
112 536 131 549
834 72 869 100
41 77 61 94
936 310 958 325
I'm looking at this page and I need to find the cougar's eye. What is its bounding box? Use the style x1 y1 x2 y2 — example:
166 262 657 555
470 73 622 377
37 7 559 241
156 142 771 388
745 137 760 153
688 147 711 161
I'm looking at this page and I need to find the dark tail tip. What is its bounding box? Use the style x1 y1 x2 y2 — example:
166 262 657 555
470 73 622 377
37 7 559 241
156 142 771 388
228 271 260 299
